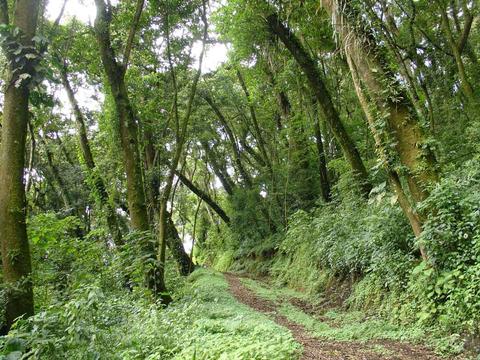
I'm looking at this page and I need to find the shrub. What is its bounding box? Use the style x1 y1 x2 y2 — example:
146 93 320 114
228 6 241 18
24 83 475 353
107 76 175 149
270 195 414 294
406 159 480 333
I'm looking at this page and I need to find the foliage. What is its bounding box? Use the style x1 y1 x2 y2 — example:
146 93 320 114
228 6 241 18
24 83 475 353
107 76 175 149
0 24 48 89
404 159 480 334
229 160 480 353
0 269 300 360
173 269 300 359
240 271 464 356
2 0 480 357
269 197 414 293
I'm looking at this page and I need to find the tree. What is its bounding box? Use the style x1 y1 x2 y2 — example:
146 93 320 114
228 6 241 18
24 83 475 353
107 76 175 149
156 0 208 302
0 0 41 334
319 0 440 253
93 0 150 233
60 65 123 246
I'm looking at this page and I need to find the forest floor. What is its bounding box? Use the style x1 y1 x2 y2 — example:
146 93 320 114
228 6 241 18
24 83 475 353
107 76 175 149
224 272 462 360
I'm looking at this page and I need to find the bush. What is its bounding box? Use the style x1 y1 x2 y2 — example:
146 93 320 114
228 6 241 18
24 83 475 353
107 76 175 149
405 159 480 334
270 196 414 294
267 159 480 340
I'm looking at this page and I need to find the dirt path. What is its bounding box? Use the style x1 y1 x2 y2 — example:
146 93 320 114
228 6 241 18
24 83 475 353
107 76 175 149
224 273 443 360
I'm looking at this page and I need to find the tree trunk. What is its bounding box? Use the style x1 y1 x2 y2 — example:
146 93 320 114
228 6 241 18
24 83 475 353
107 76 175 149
165 215 194 276
321 0 439 205
347 51 426 258
41 136 74 210
60 68 123 246
202 93 253 187
236 69 271 168
94 0 150 233
174 170 231 225
156 1 208 302
312 101 332 202
142 131 194 279
265 12 372 197
25 121 36 193
201 141 236 196
439 5 475 102
93 0 159 296
0 0 41 335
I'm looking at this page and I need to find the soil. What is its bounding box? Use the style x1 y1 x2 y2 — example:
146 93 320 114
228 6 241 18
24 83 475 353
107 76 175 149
224 273 448 360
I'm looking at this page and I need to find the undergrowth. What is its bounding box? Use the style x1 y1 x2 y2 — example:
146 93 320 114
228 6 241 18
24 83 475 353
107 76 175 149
1 269 300 359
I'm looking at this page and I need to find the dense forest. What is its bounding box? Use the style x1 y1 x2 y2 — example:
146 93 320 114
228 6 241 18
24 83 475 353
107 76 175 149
0 0 479 358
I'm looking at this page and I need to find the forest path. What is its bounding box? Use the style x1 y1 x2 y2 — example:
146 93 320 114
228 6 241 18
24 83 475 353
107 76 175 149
224 273 443 360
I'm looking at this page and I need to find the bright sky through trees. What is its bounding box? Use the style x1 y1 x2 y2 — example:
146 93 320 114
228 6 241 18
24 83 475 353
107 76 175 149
46 0 229 72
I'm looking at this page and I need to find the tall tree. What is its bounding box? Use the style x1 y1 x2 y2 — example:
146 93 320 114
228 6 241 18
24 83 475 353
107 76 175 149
156 0 208 302
93 0 150 232
0 0 41 334
320 0 439 205
437 0 476 102
60 66 123 246
311 99 332 202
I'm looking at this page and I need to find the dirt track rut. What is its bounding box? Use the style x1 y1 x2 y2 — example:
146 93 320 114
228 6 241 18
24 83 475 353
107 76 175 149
224 273 443 360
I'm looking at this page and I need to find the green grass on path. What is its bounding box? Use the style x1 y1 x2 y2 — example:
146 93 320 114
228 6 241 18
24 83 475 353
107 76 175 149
173 269 301 359
239 276 465 357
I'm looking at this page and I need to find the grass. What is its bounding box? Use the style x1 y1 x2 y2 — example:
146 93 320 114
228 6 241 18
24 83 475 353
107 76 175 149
3 268 467 359
240 277 309 303
278 303 425 342
241 276 423 341
171 269 301 359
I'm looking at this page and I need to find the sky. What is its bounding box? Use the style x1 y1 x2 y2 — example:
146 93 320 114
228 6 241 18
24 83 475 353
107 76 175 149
46 0 97 25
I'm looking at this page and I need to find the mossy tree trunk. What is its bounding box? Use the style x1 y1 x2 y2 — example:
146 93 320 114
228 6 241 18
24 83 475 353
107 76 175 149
94 0 161 289
0 0 41 335
201 140 236 196
94 0 150 233
321 0 439 206
235 69 271 169
347 55 424 248
155 1 208 303
165 215 194 276
202 93 253 187
174 170 231 225
40 136 75 210
438 2 476 102
311 100 332 203
320 0 440 258
143 130 197 276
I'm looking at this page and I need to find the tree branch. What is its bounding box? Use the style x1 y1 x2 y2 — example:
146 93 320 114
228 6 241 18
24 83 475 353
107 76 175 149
175 170 230 225
122 0 145 71
457 12 473 53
